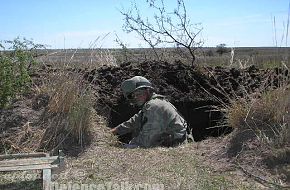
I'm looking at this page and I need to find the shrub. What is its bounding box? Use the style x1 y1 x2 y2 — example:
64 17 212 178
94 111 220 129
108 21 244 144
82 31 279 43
216 44 230 56
0 38 44 108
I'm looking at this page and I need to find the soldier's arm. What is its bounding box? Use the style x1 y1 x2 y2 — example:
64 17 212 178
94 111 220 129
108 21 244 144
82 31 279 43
132 104 165 148
112 111 142 135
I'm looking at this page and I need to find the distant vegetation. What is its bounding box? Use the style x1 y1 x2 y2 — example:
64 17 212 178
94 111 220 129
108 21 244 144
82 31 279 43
216 43 230 55
39 47 290 69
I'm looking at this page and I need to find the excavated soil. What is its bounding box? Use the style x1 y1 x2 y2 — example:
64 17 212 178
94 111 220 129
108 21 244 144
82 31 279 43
84 60 288 142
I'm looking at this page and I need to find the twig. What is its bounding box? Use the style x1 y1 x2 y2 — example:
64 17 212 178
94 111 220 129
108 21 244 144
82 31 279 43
235 163 290 189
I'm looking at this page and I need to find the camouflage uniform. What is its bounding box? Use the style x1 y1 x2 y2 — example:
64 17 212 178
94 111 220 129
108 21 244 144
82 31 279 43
115 93 187 148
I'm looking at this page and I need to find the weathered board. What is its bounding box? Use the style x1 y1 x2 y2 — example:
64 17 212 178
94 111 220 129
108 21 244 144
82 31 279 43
0 152 64 190
0 152 49 160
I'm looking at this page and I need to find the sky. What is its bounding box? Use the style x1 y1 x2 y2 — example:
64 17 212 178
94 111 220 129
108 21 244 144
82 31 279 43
1 0 290 49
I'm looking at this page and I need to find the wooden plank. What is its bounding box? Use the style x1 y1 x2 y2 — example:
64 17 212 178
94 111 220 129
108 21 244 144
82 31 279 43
0 151 64 190
0 164 59 172
43 169 51 190
0 152 48 160
0 156 59 167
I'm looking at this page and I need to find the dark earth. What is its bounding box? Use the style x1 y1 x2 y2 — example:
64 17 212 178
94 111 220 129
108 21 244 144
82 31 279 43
84 61 288 142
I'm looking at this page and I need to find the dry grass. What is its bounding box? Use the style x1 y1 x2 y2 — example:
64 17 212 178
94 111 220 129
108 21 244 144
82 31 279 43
228 86 290 148
226 84 290 188
52 117 256 190
37 48 118 70
37 70 94 154
0 69 94 155
0 122 46 153
31 42 120 153
0 127 256 190
223 59 290 187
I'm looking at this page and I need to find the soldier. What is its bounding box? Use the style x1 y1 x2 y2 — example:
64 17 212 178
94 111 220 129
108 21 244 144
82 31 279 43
110 76 190 148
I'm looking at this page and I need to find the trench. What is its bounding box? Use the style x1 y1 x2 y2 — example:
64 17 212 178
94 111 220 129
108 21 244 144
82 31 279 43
87 61 266 144
108 98 232 143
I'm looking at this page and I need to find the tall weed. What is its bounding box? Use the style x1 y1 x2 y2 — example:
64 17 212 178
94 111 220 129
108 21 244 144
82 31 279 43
40 72 93 152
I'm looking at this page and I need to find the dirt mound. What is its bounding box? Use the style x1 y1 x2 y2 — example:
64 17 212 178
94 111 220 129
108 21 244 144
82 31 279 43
0 60 288 153
84 61 287 142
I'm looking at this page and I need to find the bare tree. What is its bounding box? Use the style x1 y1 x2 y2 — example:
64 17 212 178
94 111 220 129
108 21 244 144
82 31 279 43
120 0 203 65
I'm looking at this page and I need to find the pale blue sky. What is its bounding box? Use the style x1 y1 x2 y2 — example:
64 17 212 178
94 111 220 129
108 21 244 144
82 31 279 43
1 0 289 48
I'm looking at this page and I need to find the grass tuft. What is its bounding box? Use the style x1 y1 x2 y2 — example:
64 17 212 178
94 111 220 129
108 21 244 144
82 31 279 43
39 72 93 154
228 86 290 148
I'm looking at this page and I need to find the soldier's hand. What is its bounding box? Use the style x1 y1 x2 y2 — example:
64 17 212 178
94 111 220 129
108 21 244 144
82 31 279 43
110 127 118 135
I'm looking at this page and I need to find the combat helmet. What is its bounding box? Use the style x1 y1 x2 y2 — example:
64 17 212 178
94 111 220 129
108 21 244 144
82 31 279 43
121 76 154 99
